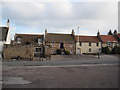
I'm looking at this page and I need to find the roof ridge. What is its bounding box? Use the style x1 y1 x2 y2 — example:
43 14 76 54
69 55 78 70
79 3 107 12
16 34 43 36
47 33 71 35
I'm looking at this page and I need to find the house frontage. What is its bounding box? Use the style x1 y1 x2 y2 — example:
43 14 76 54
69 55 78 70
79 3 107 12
3 34 47 60
0 20 11 59
75 35 101 54
114 33 120 44
45 30 76 55
97 31 119 49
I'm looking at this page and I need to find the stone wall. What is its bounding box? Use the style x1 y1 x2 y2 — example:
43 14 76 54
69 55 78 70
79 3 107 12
3 45 34 59
44 45 51 59
46 42 75 54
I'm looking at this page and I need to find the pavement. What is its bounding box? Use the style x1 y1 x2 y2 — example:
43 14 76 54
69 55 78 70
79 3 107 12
2 54 119 66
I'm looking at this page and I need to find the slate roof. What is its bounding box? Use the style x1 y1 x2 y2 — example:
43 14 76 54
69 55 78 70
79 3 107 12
45 33 75 43
0 27 9 41
15 34 44 45
99 35 118 43
75 35 100 42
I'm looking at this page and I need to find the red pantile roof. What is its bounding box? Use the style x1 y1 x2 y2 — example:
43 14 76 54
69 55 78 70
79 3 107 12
117 34 120 38
75 35 100 42
99 35 118 43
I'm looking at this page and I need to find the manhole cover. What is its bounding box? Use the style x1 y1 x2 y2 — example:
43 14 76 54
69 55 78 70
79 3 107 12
3 77 31 84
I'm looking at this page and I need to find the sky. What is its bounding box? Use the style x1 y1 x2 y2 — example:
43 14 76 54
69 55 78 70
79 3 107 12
0 0 119 39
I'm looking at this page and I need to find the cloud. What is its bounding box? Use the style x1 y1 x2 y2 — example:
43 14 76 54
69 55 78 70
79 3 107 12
1 0 118 36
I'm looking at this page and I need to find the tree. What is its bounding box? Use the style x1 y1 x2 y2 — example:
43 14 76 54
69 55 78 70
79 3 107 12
113 30 117 35
111 46 120 54
102 47 111 54
108 30 113 35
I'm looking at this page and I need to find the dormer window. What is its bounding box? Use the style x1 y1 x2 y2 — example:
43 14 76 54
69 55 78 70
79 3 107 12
38 38 42 44
17 37 22 43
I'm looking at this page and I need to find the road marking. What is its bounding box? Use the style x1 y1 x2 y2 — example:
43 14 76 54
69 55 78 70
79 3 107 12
24 64 118 68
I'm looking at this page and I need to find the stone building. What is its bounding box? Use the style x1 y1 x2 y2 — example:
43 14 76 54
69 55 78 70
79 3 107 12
113 30 120 44
97 31 119 49
0 19 11 59
45 30 76 55
75 35 101 54
3 44 34 60
3 34 49 60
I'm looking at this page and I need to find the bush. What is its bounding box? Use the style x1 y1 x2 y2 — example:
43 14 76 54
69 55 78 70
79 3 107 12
102 47 111 54
56 49 61 54
65 51 70 55
111 46 120 54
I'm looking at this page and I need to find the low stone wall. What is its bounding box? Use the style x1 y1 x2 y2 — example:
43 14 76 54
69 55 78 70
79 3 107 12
3 45 34 60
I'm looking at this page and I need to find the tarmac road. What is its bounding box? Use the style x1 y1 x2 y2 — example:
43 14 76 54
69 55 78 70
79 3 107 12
2 55 119 88
2 65 119 88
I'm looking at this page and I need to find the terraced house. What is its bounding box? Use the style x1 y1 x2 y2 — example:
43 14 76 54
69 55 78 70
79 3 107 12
97 31 119 49
0 20 11 59
45 30 76 55
3 33 46 60
75 35 101 54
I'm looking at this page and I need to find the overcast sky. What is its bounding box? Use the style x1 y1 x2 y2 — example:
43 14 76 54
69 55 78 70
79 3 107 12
0 0 119 39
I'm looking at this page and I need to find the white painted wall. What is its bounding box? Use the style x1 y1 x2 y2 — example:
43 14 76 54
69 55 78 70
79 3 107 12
5 28 11 44
0 41 4 59
0 27 11 59
76 42 102 54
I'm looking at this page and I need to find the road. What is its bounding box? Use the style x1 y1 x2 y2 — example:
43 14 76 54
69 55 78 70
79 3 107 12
2 55 119 88
2 65 119 88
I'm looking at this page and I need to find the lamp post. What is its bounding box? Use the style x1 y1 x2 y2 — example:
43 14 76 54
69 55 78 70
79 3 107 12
77 27 79 60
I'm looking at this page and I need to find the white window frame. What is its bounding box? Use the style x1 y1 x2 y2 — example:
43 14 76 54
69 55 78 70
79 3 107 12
38 38 42 44
70 44 73 47
107 41 111 46
34 47 42 53
51 43 54 48
17 37 22 43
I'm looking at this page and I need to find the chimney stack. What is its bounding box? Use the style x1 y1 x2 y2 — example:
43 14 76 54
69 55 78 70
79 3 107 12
45 29 47 35
97 30 100 36
114 30 117 35
72 29 75 35
6 19 10 28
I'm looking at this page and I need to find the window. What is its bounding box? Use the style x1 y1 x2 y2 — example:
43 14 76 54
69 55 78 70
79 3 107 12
35 47 42 53
60 43 64 48
114 42 117 46
89 43 91 46
38 38 42 44
107 41 111 46
70 44 73 47
89 48 91 52
34 47 42 57
51 43 54 48
79 42 82 46
17 37 22 43
96 43 99 47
